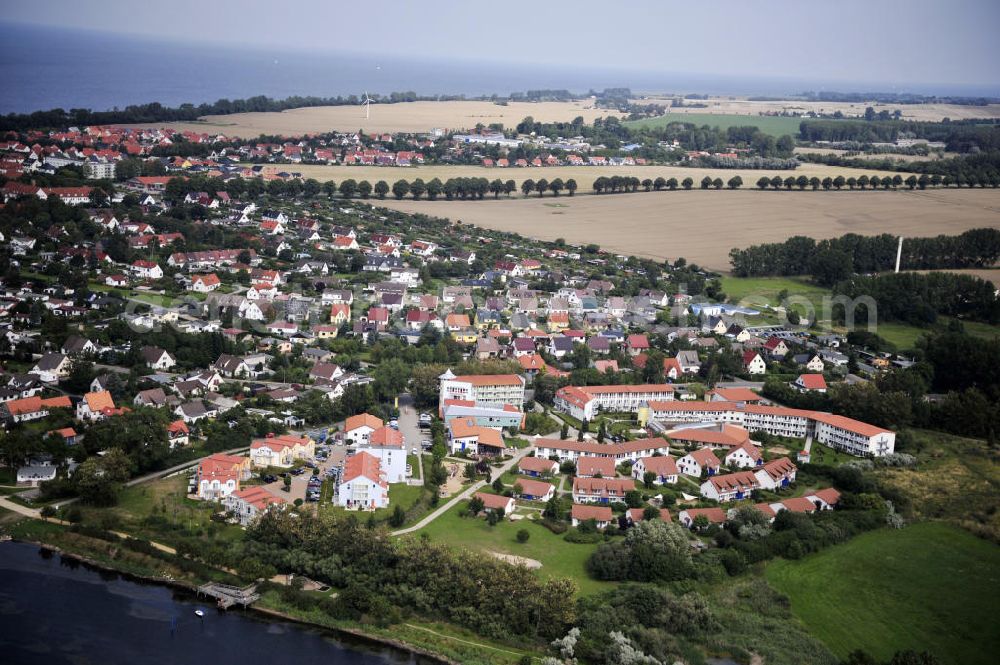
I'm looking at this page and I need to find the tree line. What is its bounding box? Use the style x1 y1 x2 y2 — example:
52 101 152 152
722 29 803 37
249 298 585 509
798 118 1000 152
729 229 1000 282
798 150 1000 186
832 271 1000 326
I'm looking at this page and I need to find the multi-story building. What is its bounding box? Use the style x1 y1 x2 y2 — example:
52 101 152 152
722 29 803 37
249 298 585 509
648 401 895 457
438 369 525 410
554 383 676 421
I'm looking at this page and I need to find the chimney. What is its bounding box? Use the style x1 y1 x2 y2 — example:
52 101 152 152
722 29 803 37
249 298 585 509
895 237 904 273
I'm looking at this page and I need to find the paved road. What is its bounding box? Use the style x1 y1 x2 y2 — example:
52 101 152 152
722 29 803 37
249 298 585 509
391 445 534 536
396 393 426 484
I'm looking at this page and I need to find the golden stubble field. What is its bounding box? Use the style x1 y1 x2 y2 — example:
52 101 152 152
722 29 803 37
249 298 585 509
284 162 912 190
376 188 1000 271
121 100 624 137
633 96 1000 122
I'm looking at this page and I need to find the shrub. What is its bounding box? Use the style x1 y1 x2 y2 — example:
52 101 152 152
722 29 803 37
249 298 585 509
516 529 530 543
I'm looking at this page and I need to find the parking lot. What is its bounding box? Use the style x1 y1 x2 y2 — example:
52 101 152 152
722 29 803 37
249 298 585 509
256 437 348 505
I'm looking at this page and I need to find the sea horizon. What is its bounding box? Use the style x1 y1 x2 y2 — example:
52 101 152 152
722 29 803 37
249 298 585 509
1 21 997 116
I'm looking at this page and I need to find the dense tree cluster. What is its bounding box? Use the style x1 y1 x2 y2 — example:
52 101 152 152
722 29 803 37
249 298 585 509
238 510 576 640
729 229 1000 281
832 271 999 325
798 118 1000 152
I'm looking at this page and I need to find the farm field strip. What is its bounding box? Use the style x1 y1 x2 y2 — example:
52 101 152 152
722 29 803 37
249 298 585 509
118 100 624 136
377 188 1000 271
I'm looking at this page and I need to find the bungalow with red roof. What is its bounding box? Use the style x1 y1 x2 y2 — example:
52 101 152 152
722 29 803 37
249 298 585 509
512 477 555 502
625 334 649 356
190 273 221 293
448 417 506 456
518 456 559 477
474 492 515 516
571 503 613 528
631 455 678 485
794 373 828 393
677 507 727 529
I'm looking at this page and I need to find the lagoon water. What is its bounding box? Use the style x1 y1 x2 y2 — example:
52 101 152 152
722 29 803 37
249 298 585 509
0 541 418 665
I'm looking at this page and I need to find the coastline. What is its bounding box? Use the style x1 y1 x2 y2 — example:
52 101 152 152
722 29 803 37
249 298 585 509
9 536 455 665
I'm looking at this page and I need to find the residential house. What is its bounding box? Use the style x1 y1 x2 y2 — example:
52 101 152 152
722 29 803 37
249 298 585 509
345 413 384 445
676 448 721 477
249 434 315 468
474 492 515 516
513 478 555 502
631 456 678 485
223 486 286 526
141 346 176 371
572 477 635 504
571 503 613 528
337 452 389 510
518 456 559 477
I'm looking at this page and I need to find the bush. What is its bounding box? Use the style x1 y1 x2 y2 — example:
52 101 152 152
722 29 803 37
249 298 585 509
565 530 604 544
516 529 530 543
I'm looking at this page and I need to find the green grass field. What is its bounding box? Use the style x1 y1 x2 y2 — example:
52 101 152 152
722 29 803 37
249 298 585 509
414 500 611 596
766 522 1000 665
625 112 803 137
874 317 1000 350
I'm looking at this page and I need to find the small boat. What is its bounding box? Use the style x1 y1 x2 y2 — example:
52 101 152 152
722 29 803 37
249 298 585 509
194 609 204 617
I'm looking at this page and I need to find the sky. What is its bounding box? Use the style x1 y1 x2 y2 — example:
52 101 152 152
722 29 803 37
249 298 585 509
4 0 1000 92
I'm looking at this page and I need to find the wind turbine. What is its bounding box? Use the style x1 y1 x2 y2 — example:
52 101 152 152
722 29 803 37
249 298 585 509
362 91 373 120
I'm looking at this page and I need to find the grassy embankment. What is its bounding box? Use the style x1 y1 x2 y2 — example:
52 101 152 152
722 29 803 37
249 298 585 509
766 522 1000 665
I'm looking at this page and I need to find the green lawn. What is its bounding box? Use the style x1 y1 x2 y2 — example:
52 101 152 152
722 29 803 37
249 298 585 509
407 454 422 480
876 317 1000 350
625 112 803 137
81 474 246 546
414 500 612 596
766 522 1000 665
719 275 833 323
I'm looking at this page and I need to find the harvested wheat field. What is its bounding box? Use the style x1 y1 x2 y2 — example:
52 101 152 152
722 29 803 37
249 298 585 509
121 100 623 137
632 96 1000 122
285 162 911 190
377 188 1000 271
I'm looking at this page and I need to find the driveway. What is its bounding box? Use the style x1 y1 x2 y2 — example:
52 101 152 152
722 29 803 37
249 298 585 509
396 393 426 483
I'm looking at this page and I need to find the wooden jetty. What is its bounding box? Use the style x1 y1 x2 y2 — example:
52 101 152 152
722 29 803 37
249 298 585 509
197 582 260 609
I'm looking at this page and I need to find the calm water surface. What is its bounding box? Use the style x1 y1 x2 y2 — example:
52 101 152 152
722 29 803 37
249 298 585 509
0 541 421 665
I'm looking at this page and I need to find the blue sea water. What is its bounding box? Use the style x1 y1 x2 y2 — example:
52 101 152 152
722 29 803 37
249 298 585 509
0 22 995 115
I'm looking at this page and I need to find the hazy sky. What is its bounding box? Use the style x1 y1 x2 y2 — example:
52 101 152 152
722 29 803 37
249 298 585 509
4 0 1000 91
